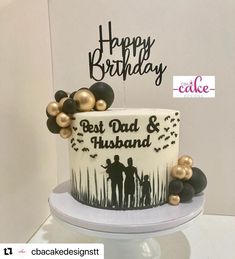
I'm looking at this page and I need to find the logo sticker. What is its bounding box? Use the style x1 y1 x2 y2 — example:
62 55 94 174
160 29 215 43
173 76 215 98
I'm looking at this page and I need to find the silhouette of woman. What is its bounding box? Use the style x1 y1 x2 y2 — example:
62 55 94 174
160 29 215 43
124 157 141 208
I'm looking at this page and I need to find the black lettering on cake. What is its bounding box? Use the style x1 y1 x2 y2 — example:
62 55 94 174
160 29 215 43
109 118 139 133
147 115 160 133
90 135 151 149
80 119 105 134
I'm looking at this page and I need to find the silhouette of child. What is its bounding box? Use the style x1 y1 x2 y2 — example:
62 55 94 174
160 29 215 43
140 175 151 206
101 159 112 180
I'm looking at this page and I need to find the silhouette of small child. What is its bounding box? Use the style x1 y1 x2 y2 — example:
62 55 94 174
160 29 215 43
140 175 151 206
101 159 112 180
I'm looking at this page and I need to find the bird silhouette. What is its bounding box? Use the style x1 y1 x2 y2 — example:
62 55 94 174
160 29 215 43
158 134 165 140
164 116 170 121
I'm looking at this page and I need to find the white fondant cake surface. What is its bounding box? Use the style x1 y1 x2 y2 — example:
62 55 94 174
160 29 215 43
69 109 180 210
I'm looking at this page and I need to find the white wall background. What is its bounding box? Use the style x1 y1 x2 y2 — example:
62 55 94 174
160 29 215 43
0 0 234 243
0 0 57 242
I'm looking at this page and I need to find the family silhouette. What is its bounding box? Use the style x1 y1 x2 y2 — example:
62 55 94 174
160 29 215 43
101 155 151 208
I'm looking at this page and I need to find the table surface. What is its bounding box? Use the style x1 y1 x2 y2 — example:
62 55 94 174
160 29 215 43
29 214 235 259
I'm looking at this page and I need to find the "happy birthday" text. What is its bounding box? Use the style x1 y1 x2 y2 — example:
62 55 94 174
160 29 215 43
88 21 167 86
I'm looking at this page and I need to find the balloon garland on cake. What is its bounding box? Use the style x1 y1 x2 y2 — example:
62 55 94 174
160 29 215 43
46 82 114 139
168 155 207 205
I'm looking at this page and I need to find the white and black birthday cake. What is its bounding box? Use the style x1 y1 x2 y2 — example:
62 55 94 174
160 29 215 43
46 82 207 210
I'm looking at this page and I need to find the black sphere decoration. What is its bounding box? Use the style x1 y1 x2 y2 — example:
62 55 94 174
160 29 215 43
62 98 77 114
54 90 68 102
187 167 207 194
47 117 61 134
89 82 114 108
169 180 184 195
179 183 195 202
69 91 77 99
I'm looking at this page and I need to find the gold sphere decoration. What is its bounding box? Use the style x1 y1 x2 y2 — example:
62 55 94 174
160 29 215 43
73 89 95 112
56 112 71 128
171 165 186 179
95 99 107 111
183 165 193 180
58 97 68 110
60 127 72 139
168 195 180 205
46 101 60 116
178 155 193 167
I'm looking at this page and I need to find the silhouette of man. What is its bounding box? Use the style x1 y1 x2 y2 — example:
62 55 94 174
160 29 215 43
110 155 125 207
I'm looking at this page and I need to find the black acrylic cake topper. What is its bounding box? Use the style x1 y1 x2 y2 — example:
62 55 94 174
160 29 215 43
88 21 167 87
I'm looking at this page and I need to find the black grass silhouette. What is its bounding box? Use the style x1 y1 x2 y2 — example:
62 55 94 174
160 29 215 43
173 123 177 127
90 154 98 158
163 144 169 149
71 165 170 210
77 132 83 136
73 127 78 131
82 147 89 152
164 116 170 121
77 139 84 143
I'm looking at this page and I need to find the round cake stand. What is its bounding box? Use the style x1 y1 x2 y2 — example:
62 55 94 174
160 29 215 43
49 181 205 259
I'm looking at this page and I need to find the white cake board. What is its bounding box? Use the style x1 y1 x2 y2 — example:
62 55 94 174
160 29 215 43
49 181 205 259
